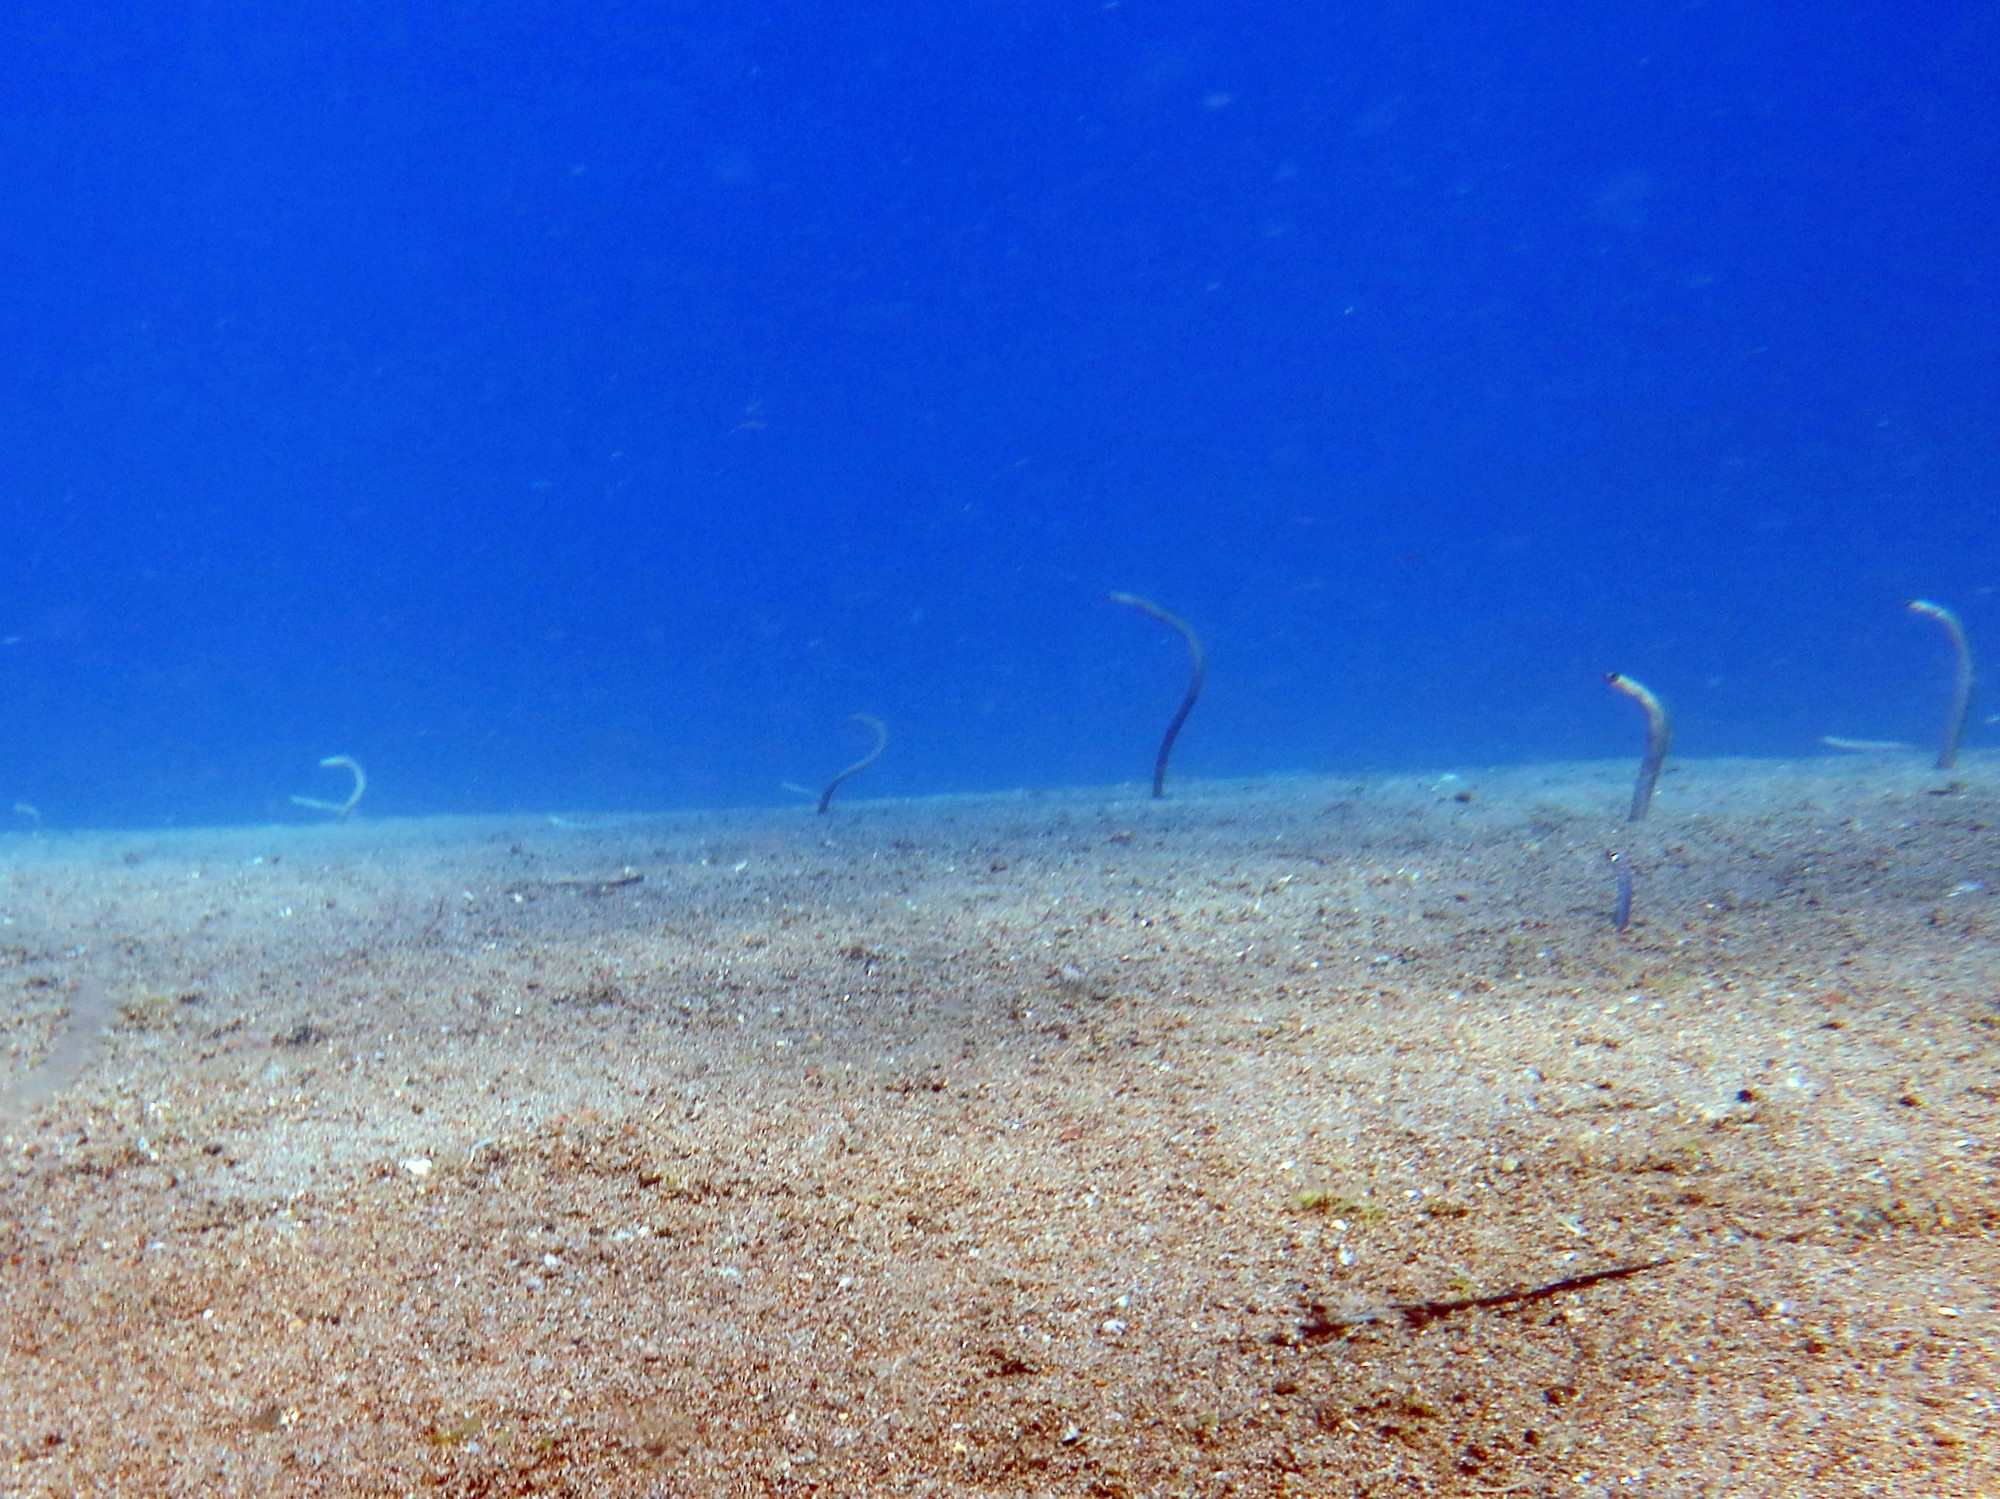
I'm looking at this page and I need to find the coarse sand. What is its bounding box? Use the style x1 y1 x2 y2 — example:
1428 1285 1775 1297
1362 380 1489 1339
0 754 1995 1497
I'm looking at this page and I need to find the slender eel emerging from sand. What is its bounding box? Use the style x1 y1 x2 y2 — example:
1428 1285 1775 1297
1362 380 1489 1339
1609 850 1635 932
291 754 367 820
1907 599 1975 770
1603 674 1671 932
1604 673 1672 822
817 713 889 814
1109 591 1207 799
0 976 113 1129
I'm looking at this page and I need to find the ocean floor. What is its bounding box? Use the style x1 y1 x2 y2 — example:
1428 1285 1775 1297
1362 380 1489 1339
0 753 1995 1497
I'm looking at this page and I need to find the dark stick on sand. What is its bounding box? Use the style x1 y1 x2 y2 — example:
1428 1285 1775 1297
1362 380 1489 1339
1907 599 1975 770
1291 1257 1673 1341
1109 591 1207 799
1604 673 1673 822
817 713 889 814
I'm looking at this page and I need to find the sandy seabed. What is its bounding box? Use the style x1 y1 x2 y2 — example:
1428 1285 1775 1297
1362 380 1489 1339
0 754 1994 1498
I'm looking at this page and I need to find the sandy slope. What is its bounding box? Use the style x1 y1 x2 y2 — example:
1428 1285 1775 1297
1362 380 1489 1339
0 754 1994 1496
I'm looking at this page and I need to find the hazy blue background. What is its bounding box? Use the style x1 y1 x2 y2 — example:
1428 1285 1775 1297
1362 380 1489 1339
2 1 1994 826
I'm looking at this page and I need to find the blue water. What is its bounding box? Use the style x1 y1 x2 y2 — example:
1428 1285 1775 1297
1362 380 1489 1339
2 3 1994 827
